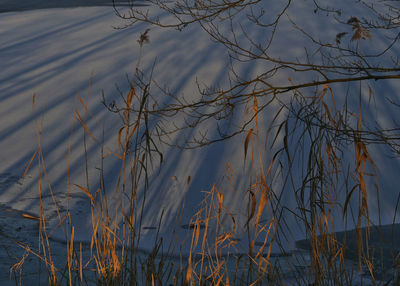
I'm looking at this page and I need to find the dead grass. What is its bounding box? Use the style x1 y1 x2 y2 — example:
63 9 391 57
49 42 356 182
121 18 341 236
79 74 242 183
9 35 400 286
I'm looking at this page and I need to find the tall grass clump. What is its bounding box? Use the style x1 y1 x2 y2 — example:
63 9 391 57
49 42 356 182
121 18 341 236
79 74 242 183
11 21 400 286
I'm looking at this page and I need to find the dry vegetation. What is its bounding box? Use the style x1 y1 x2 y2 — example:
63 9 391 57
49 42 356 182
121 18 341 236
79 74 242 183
12 53 400 286
8 1 400 285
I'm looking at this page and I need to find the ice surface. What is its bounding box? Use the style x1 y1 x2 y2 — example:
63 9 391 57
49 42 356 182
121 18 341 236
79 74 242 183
1 1 400 284
0 0 142 13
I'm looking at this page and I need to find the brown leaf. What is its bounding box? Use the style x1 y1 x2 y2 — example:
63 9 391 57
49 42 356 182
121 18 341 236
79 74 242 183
22 214 40 220
244 129 253 161
75 184 95 204
255 187 268 226
245 190 257 226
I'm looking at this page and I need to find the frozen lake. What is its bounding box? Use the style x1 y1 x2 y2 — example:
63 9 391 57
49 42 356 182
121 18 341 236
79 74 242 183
1 1 400 284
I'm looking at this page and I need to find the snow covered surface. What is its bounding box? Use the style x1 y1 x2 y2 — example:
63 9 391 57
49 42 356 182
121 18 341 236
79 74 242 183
0 0 139 13
0 1 400 284
0 4 239 247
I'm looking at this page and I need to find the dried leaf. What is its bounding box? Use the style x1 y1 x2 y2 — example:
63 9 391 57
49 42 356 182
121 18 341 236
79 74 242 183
128 122 139 141
217 191 223 213
194 220 200 248
22 214 40 220
185 257 192 285
343 184 358 218
253 96 258 115
255 187 268 225
245 190 257 226
118 126 125 154
283 120 290 162
126 87 135 110
75 184 95 204
322 101 335 124
23 151 37 179
244 129 253 161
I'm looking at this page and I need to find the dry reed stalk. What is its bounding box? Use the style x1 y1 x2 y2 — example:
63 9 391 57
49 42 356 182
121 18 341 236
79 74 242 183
12 25 399 286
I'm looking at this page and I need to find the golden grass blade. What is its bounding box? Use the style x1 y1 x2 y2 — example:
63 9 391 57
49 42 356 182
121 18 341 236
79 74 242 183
77 94 94 117
322 101 334 124
103 147 123 160
217 191 223 214
185 255 193 285
255 187 268 226
23 151 37 179
75 110 97 142
126 87 135 110
215 273 223 286
22 214 40 220
74 184 95 204
79 243 83 286
70 226 75 259
91 219 100 254
225 274 230 286
253 95 258 120
68 226 75 283
194 220 200 248
255 220 273 259
128 122 139 141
